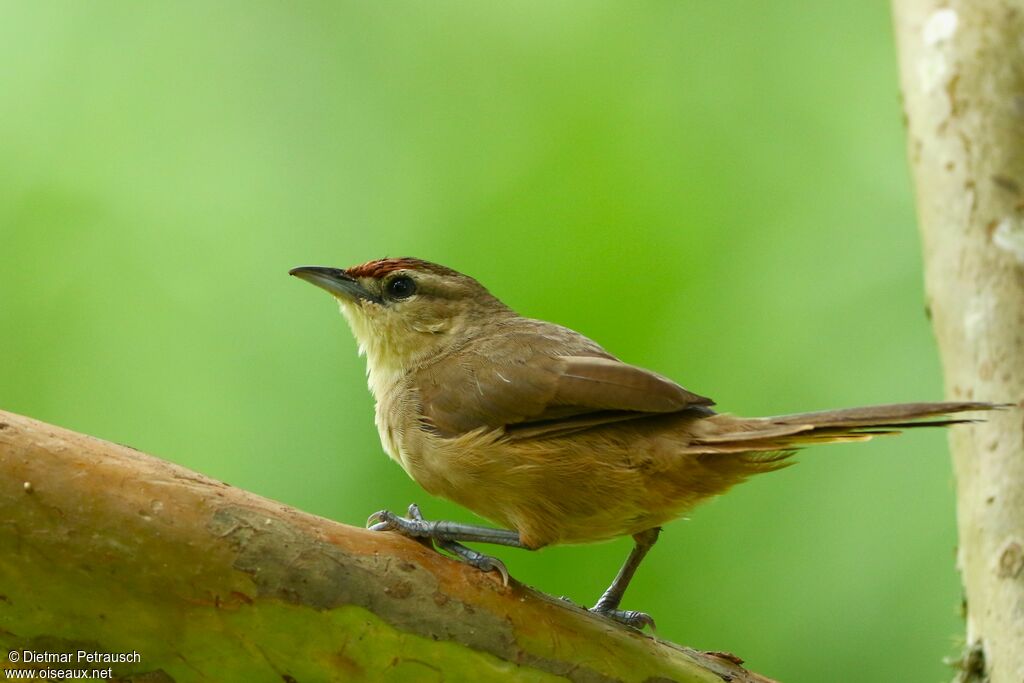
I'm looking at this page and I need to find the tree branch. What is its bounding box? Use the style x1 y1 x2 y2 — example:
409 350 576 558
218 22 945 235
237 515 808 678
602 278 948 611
0 409 774 682
892 2 1024 680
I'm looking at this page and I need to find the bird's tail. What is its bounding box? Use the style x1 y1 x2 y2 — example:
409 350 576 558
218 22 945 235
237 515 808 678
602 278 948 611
684 401 1000 460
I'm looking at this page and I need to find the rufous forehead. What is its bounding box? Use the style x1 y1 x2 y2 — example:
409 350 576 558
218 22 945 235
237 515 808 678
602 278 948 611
345 257 460 279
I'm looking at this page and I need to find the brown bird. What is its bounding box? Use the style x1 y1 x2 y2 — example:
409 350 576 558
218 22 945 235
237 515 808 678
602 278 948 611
290 257 995 628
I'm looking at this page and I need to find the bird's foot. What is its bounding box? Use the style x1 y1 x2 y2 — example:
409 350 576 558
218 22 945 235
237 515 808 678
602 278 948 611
589 606 657 631
438 539 510 586
368 504 510 585
367 505 435 550
367 505 434 537
557 596 652 629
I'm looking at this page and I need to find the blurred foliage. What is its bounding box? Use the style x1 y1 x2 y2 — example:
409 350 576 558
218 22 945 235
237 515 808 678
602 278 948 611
0 2 963 681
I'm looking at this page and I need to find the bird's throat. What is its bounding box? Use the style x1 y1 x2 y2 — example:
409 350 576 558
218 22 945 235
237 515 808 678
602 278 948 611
337 299 435 399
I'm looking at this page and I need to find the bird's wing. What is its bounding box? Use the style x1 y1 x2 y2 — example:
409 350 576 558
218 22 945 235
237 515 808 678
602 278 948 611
415 323 713 438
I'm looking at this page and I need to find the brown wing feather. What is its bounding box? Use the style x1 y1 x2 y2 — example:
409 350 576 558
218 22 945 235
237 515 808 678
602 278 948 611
416 319 713 438
555 356 712 412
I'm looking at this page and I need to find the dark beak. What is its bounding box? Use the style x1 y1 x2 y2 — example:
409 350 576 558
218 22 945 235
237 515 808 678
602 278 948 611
289 266 382 304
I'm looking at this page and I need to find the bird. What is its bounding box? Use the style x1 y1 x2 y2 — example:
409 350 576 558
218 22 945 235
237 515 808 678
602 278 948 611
289 257 996 629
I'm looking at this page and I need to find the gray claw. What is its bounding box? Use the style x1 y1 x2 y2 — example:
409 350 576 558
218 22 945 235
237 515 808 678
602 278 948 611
367 509 423 535
368 508 434 549
366 510 391 528
591 608 657 631
472 554 509 586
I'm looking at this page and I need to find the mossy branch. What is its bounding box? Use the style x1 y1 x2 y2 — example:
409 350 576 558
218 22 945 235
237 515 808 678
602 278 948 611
0 409 774 683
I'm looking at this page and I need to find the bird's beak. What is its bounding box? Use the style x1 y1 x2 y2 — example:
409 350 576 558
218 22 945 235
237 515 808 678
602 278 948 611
289 266 382 304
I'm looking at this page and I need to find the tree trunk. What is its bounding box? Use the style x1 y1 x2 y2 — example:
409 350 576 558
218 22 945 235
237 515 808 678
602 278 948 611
892 2 1024 681
0 409 774 683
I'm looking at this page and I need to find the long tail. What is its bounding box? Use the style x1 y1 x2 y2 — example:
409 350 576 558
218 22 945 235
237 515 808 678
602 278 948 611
684 401 1000 456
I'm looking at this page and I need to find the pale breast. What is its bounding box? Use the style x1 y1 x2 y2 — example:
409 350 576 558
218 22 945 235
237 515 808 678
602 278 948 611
372 374 453 494
373 386 406 465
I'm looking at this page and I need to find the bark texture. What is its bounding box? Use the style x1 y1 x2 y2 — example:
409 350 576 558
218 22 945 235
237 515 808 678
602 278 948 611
892 3 1024 681
0 408 774 683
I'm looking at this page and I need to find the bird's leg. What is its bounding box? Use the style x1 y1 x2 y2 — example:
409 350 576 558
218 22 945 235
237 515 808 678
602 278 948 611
368 504 521 584
590 527 661 630
368 505 526 547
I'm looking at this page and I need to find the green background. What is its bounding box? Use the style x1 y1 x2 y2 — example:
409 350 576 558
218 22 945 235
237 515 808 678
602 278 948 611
0 2 962 681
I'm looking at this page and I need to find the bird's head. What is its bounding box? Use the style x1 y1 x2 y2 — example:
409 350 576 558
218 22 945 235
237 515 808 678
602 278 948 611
290 258 513 375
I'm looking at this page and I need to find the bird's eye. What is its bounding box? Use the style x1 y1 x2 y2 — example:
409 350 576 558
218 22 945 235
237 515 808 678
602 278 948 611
385 275 416 300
